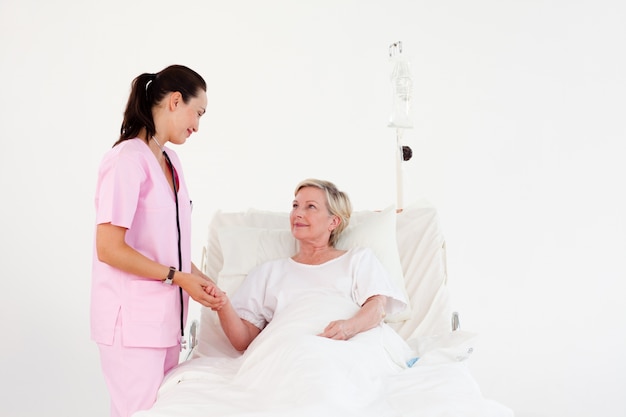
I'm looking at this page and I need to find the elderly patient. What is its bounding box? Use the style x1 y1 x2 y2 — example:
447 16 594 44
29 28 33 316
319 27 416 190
215 178 408 350
209 179 413 415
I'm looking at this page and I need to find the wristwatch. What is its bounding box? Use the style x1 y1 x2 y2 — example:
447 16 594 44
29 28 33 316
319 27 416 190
163 266 176 285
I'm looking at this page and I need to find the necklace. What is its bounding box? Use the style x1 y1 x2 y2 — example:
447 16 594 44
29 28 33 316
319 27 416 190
151 135 165 152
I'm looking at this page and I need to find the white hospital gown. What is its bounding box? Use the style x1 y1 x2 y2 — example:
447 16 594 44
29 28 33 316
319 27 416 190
231 246 407 329
226 247 414 416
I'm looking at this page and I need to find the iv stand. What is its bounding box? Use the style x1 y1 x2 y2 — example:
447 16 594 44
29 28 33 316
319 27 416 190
388 41 413 212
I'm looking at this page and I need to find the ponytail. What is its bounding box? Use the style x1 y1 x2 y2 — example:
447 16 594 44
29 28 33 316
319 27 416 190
114 65 206 147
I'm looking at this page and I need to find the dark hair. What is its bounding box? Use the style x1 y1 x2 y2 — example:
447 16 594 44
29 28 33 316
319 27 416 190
114 65 206 146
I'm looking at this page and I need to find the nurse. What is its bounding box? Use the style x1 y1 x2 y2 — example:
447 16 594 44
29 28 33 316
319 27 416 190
91 64 226 417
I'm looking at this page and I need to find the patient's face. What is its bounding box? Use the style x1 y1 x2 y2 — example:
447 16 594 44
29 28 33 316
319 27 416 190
290 187 336 245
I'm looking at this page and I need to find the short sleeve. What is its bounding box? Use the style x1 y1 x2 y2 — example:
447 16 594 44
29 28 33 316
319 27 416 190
230 263 273 330
352 248 408 317
95 151 145 228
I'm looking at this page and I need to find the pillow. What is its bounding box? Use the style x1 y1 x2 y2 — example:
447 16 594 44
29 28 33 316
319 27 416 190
218 227 297 276
215 205 411 323
203 210 250 279
217 227 297 297
203 209 290 279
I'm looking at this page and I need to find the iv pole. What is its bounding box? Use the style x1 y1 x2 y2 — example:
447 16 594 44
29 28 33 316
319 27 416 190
388 41 413 211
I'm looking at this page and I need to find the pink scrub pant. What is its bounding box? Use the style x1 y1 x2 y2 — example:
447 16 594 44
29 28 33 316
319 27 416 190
97 317 180 417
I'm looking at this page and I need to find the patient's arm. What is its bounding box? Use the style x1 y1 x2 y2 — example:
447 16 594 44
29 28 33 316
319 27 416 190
318 295 387 340
216 298 262 351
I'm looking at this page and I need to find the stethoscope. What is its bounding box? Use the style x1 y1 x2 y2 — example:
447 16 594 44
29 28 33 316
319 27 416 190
159 142 185 341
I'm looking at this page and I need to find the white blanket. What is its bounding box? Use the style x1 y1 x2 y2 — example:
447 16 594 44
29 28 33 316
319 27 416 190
133 294 513 417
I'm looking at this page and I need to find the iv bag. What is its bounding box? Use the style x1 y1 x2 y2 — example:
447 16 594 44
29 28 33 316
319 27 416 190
388 55 413 128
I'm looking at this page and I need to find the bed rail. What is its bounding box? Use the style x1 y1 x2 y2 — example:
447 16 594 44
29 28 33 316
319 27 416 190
184 319 199 360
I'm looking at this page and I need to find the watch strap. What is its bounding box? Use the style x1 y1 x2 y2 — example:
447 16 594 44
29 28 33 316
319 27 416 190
164 266 176 285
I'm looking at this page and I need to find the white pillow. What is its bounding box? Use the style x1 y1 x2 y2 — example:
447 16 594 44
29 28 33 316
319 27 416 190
217 227 296 297
218 227 297 275
203 211 250 279
215 205 410 322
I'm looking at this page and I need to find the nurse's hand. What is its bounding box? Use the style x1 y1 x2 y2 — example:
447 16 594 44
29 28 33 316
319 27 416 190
203 281 228 311
177 272 227 310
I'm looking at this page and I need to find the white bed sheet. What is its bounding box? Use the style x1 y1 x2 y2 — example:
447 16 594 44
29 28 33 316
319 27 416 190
133 201 514 417
135 360 511 417
134 296 513 417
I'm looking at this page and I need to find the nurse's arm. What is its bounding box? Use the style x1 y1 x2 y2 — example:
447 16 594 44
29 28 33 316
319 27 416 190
95 222 224 308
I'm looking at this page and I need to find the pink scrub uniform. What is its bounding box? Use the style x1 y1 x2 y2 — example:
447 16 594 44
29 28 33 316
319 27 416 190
91 138 192 416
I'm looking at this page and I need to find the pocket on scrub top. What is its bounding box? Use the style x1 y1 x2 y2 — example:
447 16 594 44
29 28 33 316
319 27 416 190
127 279 175 324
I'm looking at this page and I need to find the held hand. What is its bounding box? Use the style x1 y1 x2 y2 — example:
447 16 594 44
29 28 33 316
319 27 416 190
178 272 227 310
203 281 228 311
318 319 355 340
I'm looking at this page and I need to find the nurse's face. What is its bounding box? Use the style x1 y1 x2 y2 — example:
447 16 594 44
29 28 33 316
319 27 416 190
166 90 207 145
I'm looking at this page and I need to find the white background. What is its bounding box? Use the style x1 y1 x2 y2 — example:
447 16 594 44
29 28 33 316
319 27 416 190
1 1 625 416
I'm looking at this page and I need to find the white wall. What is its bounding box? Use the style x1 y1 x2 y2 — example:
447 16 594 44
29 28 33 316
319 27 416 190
1 1 624 416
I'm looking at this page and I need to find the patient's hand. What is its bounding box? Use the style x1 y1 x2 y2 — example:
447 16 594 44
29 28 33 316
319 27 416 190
318 296 385 339
179 271 227 310
204 284 228 311
318 319 356 340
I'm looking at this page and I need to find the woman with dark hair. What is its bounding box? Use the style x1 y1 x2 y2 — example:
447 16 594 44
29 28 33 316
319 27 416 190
91 65 226 417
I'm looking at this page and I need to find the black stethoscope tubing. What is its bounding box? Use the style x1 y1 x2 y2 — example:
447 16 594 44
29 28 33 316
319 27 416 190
163 151 185 338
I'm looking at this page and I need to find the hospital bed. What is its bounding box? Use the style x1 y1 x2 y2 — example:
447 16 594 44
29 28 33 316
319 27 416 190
134 200 514 417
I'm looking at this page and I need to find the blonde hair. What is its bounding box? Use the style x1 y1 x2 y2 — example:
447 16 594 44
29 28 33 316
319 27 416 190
294 179 352 247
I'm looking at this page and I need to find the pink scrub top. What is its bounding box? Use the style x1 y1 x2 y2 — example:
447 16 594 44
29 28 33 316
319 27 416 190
90 138 192 348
